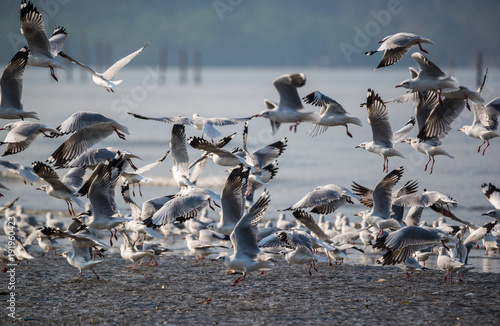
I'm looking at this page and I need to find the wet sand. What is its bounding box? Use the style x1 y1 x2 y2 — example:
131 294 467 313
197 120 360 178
4 252 500 325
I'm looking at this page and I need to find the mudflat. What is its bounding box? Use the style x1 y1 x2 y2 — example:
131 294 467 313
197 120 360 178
4 253 499 325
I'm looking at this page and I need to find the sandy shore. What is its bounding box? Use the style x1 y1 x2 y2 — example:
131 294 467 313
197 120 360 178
3 252 499 325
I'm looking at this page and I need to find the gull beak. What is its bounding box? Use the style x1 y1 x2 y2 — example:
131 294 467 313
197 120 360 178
395 84 403 88
35 187 42 190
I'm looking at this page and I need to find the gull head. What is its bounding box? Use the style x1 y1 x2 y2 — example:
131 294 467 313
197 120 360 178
395 80 412 89
35 185 49 192
355 142 368 149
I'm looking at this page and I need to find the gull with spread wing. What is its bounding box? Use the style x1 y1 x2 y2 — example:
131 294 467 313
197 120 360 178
0 47 39 120
59 42 150 92
20 1 67 81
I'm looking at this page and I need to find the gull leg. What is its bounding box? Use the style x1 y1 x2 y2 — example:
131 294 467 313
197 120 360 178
232 273 246 286
91 269 100 279
344 124 353 138
41 248 49 257
49 65 58 82
477 140 485 153
113 127 126 140
482 140 490 155
424 155 431 171
77 270 83 279
138 183 143 197
109 230 114 246
127 159 138 171
443 271 449 282
417 43 429 54
429 157 436 174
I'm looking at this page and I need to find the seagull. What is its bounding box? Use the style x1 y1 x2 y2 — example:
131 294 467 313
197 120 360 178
13 235 34 268
20 1 67 81
118 227 154 270
393 189 458 215
396 52 460 101
23 227 63 259
0 47 39 120
373 225 452 265
205 165 249 236
437 246 465 284
61 247 103 280
0 121 60 156
184 233 226 263
354 167 405 234
215 191 273 286
302 91 362 138
169 124 196 190
254 73 319 134
365 32 434 69
59 42 150 92
188 136 250 169
458 97 500 155
357 89 411 172
481 183 500 220
147 185 220 227
282 184 358 215
76 157 132 246
67 147 141 170
47 111 129 167
121 150 169 196
398 256 428 281
32 161 85 215
128 112 249 139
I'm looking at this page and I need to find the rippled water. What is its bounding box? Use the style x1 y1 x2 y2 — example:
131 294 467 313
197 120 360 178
1 66 499 272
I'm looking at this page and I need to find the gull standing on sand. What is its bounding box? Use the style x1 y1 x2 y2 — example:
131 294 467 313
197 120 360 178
365 32 434 69
302 91 362 138
398 256 428 281
216 191 274 286
481 183 500 220
20 1 67 81
254 73 319 134
32 162 85 215
0 121 60 156
0 47 39 120
357 89 413 172
437 246 464 283
59 42 150 92
47 111 129 167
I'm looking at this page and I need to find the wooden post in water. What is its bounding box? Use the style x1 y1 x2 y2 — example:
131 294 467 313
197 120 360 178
193 49 202 85
79 31 88 83
95 40 103 73
159 45 167 85
179 48 188 84
476 51 483 88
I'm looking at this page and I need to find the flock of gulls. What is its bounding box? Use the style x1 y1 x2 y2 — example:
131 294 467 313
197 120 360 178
1 2 500 287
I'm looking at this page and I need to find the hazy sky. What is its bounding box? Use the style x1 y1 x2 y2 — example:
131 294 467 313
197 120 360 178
0 0 499 68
